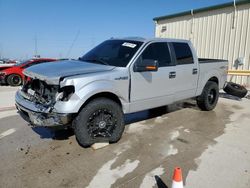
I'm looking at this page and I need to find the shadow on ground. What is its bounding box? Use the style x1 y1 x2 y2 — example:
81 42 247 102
155 175 169 188
26 95 239 143
219 92 241 101
125 100 198 125
31 100 198 140
32 127 74 140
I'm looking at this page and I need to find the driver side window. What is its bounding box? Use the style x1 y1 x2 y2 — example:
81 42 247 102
139 42 172 67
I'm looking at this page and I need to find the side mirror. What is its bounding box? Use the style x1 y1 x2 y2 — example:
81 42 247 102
134 59 159 72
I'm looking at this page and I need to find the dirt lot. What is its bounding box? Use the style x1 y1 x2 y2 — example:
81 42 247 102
0 86 250 188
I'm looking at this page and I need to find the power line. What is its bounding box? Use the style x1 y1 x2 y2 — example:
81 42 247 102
66 30 80 57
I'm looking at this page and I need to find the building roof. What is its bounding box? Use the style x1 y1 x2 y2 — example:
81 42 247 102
153 0 250 21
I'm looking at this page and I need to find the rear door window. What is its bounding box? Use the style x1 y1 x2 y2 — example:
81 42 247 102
172 42 194 65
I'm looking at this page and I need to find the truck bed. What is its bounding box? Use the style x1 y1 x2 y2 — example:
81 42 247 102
197 58 228 93
199 58 228 64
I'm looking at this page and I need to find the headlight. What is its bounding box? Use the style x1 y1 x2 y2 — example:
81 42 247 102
56 85 75 101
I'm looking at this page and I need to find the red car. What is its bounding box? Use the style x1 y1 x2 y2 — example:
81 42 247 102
0 64 14 71
0 58 57 86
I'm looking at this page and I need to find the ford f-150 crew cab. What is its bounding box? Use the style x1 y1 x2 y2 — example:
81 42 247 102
15 38 228 147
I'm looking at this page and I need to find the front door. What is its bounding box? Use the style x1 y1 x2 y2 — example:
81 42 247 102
129 42 176 113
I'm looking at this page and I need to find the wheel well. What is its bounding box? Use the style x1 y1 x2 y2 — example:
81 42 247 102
208 77 218 84
79 92 122 112
7 73 22 79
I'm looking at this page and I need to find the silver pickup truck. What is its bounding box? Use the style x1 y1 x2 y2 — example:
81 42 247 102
15 38 228 147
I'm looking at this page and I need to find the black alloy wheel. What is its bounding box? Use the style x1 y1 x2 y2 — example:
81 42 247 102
87 108 117 138
197 81 219 111
207 89 217 105
73 98 125 147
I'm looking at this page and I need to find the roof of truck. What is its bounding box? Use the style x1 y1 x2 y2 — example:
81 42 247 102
113 37 190 43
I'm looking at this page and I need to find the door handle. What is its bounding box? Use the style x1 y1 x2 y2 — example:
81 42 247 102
192 68 198 75
169 71 176 79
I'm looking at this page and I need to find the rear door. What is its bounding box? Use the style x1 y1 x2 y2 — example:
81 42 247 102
170 42 198 100
129 42 177 112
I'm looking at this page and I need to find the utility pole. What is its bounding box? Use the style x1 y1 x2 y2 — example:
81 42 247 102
0 44 2 59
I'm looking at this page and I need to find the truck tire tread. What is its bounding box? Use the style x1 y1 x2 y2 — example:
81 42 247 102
73 98 124 147
223 82 248 98
197 81 219 111
7 74 22 86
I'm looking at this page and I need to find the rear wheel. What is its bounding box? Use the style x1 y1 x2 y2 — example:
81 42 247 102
7 74 22 86
73 98 125 147
197 81 219 111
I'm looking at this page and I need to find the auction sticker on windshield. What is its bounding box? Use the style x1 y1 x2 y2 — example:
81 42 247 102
122 42 137 48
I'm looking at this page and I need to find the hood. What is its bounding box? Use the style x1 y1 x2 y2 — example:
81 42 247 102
0 64 14 71
24 60 115 84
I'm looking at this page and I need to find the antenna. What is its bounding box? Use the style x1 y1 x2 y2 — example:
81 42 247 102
66 30 80 58
34 35 38 56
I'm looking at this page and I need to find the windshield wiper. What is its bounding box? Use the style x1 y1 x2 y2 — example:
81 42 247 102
95 58 110 65
79 57 110 66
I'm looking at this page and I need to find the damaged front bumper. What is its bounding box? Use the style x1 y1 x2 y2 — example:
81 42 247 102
15 90 73 127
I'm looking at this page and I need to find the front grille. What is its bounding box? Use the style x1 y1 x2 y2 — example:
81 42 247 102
21 79 59 106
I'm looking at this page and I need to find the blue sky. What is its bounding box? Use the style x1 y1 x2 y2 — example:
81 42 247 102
0 0 232 59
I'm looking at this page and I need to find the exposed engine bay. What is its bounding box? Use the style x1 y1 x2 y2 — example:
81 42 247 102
15 77 74 126
21 77 75 110
21 78 59 108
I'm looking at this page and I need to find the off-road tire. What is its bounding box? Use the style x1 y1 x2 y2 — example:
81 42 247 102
73 98 124 147
7 74 22 86
223 82 248 98
197 81 219 111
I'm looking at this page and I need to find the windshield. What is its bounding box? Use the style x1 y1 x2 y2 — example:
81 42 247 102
15 59 31 66
79 40 143 67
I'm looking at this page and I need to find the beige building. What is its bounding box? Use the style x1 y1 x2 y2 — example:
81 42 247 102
154 0 250 86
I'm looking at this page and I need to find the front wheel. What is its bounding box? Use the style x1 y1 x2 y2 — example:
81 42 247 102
7 74 22 86
196 81 219 111
73 98 125 147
